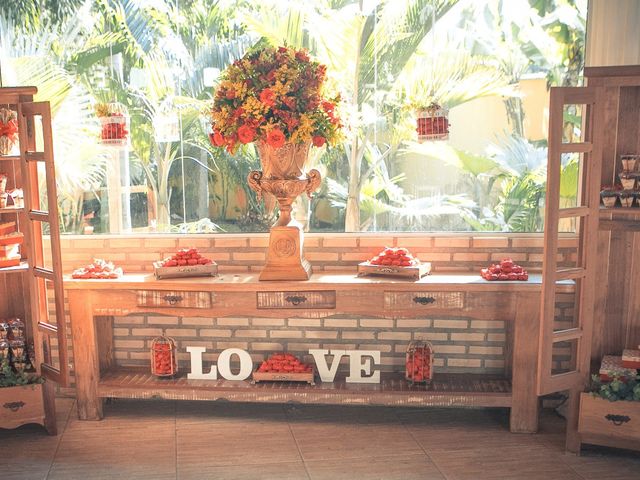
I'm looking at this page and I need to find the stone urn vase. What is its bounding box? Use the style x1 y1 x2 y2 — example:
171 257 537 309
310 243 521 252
248 140 321 280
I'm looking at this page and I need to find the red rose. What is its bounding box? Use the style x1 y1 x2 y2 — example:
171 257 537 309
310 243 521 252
237 124 257 144
266 128 286 149
312 135 326 147
278 46 288 53
259 88 276 107
322 101 335 113
295 50 310 62
225 89 236 100
232 107 245 119
210 130 225 147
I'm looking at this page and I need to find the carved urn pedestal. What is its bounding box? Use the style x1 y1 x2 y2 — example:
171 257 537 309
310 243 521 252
248 141 321 281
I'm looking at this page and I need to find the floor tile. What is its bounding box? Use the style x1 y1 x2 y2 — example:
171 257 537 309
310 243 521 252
290 422 422 461
176 421 301 472
178 461 309 480
305 453 445 480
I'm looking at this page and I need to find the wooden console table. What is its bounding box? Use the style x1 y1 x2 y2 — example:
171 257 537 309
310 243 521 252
65 272 571 433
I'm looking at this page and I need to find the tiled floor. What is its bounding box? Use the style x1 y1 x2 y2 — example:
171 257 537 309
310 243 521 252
1 398 639 480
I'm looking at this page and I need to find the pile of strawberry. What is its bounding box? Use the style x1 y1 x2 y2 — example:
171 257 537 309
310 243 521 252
257 353 313 374
152 342 176 376
368 247 419 267
481 258 528 281
406 346 432 383
71 258 123 279
159 248 214 267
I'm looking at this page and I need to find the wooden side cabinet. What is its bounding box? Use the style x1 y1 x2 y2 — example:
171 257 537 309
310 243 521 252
578 393 640 452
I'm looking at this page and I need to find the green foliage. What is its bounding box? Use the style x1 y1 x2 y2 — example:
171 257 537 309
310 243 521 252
590 374 640 402
0 357 44 388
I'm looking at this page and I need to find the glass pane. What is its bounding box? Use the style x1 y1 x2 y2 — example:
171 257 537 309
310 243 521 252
552 339 578 376
561 104 584 143
553 286 579 333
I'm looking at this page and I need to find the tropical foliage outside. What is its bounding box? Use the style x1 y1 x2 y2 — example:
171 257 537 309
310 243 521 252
0 0 587 234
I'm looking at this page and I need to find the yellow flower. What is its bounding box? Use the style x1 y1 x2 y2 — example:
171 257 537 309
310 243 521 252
242 96 267 117
271 80 290 98
291 114 315 143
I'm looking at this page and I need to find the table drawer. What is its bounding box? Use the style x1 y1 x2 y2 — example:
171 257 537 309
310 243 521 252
257 291 336 309
579 393 640 442
384 291 464 310
137 290 213 309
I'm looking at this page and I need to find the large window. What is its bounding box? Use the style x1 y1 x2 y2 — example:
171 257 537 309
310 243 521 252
0 0 587 234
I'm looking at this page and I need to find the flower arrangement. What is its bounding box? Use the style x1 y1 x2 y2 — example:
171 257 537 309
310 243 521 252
590 374 640 402
95 102 130 144
210 45 342 154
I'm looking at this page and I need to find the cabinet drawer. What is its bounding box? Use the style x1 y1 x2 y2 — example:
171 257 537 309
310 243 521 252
579 393 640 441
137 290 213 309
0 384 45 429
384 291 464 310
257 291 336 309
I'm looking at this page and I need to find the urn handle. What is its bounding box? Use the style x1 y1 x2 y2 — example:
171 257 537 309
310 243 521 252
413 296 436 305
285 295 307 306
605 414 631 426
3 401 25 412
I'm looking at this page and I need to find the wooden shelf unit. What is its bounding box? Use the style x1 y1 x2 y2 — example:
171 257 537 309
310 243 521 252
98 367 512 408
0 87 67 434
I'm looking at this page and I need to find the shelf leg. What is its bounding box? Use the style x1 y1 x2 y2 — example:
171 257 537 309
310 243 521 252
68 290 103 420
42 380 57 435
510 292 540 433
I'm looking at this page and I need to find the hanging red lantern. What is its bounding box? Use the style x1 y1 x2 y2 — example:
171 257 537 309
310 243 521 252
416 103 449 141
405 340 434 384
150 332 178 377
96 102 130 147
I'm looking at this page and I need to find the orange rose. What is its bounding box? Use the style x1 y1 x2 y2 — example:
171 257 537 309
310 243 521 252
312 135 326 147
259 88 276 107
210 130 225 147
266 128 286 149
237 124 257 144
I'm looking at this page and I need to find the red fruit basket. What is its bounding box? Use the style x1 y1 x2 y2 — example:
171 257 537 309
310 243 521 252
416 103 449 141
405 340 434 384
150 332 178 377
96 102 130 147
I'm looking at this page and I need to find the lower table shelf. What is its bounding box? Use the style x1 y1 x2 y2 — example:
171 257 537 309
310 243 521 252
98 367 512 408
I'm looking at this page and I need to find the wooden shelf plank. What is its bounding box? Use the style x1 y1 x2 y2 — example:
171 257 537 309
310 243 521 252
98 367 512 408
0 261 28 274
599 207 640 218
0 205 25 214
0 155 20 161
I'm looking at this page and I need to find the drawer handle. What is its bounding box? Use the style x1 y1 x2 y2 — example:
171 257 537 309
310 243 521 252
285 295 307 306
163 295 183 305
413 296 436 305
605 414 631 426
3 401 25 412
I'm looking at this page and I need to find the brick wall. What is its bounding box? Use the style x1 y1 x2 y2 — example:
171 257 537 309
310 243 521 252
111 314 507 374
44 233 576 394
52 232 578 274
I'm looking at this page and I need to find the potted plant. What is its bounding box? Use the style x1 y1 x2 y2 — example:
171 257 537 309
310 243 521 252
0 353 46 430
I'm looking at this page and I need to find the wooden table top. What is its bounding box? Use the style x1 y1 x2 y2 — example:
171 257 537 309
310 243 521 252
64 272 573 293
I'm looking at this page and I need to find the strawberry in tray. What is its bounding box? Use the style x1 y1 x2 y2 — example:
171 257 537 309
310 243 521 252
480 258 528 281
71 258 123 279
368 247 420 267
159 248 213 267
257 353 313 374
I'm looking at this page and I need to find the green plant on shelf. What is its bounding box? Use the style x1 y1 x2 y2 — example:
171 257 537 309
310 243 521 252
0 356 43 388
589 374 640 402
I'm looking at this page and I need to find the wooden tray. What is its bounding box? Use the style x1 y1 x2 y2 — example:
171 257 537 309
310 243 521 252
357 261 431 280
153 261 218 280
252 368 315 385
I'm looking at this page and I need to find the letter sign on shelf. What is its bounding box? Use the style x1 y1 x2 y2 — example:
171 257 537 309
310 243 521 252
217 348 253 381
186 346 218 380
309 349 381 384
